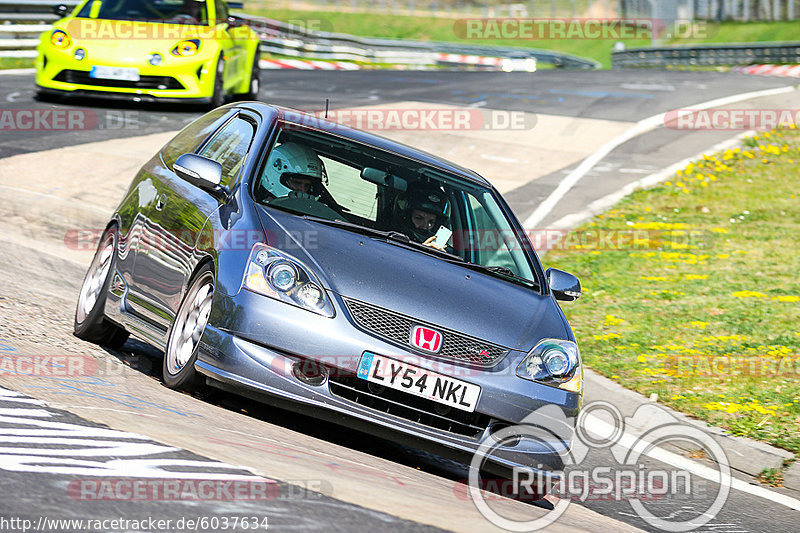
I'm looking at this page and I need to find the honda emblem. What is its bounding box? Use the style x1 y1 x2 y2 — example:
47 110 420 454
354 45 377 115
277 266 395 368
411 326 443 353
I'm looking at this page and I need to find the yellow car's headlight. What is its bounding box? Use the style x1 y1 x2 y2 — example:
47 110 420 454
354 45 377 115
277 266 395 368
171 39 200 57
50 30 71 49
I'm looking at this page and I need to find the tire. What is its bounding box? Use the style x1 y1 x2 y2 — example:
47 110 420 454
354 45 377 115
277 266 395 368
209 57 225 109
74 227 129 349
162 264 214 391
244 53 260 100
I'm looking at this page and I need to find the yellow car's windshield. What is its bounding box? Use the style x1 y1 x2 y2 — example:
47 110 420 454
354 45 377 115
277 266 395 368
76 0 209 25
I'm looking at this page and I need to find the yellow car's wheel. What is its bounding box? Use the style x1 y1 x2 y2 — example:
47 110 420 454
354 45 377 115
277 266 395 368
245 54 260 100
210 57 225 109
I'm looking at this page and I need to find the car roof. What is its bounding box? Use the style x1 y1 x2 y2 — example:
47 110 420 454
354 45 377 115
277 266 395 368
230 102 493 187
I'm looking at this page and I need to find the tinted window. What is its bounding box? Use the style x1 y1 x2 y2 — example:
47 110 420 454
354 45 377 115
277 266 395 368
161 108 228 169
77 0 209 24
197 116 255 187
214 0 228 23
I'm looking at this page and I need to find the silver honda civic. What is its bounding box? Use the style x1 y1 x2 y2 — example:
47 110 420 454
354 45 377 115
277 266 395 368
75 102 583 479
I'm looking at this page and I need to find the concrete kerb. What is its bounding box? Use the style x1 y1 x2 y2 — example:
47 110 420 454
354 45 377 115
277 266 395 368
583 369 796 489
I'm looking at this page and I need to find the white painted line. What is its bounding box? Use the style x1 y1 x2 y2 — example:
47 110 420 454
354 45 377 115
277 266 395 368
0 68 35 75
547 132 752 231
585 413 800 511
0 408 51 417
523 85 799 229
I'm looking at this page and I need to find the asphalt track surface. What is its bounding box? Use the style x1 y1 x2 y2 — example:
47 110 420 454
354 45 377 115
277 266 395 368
1 69 799 532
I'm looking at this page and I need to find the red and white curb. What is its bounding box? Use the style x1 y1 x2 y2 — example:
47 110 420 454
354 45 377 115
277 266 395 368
259 59 360 70
435 53 504 67
733 64 800 78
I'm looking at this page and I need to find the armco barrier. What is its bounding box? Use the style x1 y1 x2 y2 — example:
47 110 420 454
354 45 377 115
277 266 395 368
612 42 800 68
0 0 600 69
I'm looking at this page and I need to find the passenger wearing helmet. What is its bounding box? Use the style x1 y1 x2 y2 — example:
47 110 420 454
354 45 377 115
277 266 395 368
261 142 325 199
260 142 344 220
400 183 449 245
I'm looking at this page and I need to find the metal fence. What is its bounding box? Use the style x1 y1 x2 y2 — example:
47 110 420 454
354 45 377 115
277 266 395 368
249 0 800 21
612 42 800 67
0 0 600 68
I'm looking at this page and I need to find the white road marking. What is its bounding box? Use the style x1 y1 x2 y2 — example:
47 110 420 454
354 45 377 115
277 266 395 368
547 134 750 231
585 413 800 511
523 85 799 228
0 68 35 75
0 386 271 480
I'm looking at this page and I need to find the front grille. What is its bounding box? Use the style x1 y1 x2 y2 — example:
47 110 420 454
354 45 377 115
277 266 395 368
54 70 185 90
344 298 508 367
329 375 490 438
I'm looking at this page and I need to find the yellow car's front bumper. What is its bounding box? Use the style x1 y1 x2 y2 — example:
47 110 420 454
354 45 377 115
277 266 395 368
35 28 225 102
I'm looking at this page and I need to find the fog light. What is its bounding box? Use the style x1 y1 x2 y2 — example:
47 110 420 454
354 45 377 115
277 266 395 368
292 360 327 386
73 48 86 61
148 53 163 66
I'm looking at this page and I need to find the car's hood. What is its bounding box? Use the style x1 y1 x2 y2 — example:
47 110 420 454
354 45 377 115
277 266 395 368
257 207 569 352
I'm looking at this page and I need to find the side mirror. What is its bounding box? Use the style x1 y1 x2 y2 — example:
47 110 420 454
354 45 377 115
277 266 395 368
173 154 229 201
360 167 407 191
546 268 581 301
53 4 69 17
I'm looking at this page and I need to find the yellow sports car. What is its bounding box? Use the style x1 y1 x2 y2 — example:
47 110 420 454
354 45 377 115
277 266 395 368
35 0 260 106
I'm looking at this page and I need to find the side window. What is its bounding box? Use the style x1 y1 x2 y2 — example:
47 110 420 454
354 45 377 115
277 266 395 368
467 194 516 271
320 156 378 221
214 0 228 23
197 116 255 187
161 109 228 169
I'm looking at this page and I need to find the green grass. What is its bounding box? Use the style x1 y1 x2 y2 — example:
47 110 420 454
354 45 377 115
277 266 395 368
251 9 650 69
543 127 800 453
670 20 800 45
249 8 800 68
0 57 34 70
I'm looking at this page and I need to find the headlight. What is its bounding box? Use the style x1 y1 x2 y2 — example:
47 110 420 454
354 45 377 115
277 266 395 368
243 243 334 317
51 30 71 49
171 39 200 57
517 339 582 392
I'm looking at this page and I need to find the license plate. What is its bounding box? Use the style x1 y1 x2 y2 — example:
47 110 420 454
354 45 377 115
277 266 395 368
89 66 140 82
357 352 481 412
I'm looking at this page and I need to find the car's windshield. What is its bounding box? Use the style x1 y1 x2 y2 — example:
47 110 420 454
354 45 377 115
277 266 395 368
254 123 538 284
76 0 209 25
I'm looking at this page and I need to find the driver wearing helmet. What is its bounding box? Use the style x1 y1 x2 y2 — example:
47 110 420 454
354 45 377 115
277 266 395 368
400 182 449 247
261 142 325 200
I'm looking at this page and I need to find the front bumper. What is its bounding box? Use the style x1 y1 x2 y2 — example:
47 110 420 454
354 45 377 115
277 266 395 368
35 49 216 100
196 288 580 475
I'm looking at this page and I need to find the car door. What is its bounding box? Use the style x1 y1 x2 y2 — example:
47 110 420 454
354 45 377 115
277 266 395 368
213 0 248 90
132 112 257 339
124 108 232 338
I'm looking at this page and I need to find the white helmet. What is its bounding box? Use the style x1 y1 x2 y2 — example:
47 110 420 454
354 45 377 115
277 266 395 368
261 142 325 197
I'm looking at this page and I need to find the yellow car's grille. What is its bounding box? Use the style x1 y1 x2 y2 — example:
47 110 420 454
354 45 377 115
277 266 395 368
54 70 185 91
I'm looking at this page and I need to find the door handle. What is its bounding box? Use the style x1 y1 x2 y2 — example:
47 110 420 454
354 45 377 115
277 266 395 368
155 194 167 211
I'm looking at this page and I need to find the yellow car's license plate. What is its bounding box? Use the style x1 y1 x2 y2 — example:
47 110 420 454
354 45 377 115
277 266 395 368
90 66 140 82
357 352 481 412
